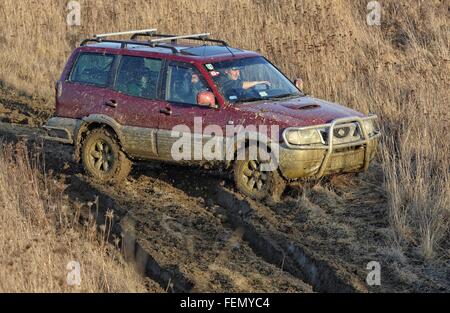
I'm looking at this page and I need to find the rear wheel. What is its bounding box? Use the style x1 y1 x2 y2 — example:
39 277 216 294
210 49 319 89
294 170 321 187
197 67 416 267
233 148 286 202
81 128 132 183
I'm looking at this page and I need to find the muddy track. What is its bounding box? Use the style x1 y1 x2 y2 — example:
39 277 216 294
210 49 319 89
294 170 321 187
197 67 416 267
0 87 52 127
1 121 448 293
212 187 366 292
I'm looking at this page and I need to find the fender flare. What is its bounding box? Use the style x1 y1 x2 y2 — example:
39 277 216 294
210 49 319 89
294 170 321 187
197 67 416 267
74 114 125 161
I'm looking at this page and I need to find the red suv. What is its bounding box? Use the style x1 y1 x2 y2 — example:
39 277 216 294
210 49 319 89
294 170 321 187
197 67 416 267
44 29 381 201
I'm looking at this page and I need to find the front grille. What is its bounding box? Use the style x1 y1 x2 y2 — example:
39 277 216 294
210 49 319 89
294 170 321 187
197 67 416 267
322 123 362 145
333 127 351 139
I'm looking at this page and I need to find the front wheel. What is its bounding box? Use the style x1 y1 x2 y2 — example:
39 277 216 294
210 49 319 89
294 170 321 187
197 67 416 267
81 128 132 184
233 150 286 202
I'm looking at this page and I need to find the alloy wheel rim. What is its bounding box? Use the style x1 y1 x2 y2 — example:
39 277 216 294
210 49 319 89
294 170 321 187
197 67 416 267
242 159 268 192
89 140 113 173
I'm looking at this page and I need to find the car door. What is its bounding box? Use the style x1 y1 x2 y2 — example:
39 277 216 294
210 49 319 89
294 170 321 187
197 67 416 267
57 52 116 119
157 61 227 161
107 55 164 159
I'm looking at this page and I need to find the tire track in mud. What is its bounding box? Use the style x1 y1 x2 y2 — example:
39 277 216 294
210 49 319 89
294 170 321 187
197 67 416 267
140 163 369 293
211 186 367 293
58 159 312 293
97 170 313 292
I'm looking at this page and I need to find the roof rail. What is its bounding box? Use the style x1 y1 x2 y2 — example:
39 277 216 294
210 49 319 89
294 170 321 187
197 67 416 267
94 28 157 39
148 33 210 45
80 38 179 53
131 32 230 47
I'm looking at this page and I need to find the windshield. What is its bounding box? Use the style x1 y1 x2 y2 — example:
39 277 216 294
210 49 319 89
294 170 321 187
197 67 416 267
207 57 301 104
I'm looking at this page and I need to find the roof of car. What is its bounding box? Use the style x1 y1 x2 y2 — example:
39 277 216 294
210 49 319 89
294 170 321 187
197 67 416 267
80 41 259 62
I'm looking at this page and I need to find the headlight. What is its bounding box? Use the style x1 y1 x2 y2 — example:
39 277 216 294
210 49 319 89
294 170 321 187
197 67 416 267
285 129 323 145
361 119 379 137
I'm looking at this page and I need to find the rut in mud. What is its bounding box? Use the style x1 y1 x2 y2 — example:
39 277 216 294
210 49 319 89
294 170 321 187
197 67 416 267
212 187 365 292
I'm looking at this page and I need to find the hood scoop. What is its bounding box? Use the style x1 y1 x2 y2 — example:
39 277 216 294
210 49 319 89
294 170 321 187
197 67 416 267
282 103 321 110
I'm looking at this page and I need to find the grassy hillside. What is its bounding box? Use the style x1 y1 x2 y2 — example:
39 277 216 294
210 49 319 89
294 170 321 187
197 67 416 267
0 142 150 292
0 0 448 260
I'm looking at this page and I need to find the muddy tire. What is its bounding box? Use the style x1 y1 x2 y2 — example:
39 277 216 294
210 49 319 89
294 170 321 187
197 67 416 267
81 128 132 184
233 148 286 202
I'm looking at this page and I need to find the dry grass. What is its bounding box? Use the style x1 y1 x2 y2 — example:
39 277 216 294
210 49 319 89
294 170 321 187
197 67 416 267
0 0 448 259
0 141 148 292
382 128 449 259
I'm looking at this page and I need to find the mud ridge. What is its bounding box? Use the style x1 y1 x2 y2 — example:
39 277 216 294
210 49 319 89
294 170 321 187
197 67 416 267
70 194 196 293
213 186 367 293
58 172 198 293
116 215 195 292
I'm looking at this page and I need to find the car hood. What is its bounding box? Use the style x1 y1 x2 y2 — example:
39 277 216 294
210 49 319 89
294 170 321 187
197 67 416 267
234 96 365 128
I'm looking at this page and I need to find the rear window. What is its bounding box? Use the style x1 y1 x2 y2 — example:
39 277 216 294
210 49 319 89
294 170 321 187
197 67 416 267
70 53 114 87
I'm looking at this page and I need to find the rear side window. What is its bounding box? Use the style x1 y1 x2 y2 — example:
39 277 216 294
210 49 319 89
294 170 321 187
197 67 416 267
114 56 162 99
70 53 114 87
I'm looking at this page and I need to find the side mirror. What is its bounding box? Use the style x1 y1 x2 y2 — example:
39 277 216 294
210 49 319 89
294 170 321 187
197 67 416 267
197 91 217 108
294 78 304 91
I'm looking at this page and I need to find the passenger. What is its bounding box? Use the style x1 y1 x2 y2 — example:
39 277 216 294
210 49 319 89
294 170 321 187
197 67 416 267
181 71 208 104
190 73 203 97
117 58 150 98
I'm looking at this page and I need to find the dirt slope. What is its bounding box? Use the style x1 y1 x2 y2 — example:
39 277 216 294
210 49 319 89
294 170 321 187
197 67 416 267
0 85 52 126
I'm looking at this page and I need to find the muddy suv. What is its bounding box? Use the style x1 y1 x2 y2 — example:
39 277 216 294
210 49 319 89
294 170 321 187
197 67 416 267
44 29 381 201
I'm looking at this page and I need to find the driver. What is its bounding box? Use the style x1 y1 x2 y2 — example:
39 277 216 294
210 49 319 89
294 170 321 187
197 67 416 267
221 66 271 99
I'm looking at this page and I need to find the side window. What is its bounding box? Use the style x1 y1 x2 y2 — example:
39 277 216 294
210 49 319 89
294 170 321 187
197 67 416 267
165 63 210 105
114 56 162 99
70 53 114 87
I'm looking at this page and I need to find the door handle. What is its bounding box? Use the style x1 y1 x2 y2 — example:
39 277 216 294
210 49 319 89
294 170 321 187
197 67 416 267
105 100 118 108
160 107 172 116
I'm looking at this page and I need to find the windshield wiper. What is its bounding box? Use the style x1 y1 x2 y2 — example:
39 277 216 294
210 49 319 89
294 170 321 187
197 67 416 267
236 93 299 104
268 93 298 100
236 97 265 104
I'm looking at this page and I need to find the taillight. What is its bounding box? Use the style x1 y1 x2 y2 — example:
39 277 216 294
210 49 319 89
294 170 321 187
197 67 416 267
55 81 63 115
55 81 62 98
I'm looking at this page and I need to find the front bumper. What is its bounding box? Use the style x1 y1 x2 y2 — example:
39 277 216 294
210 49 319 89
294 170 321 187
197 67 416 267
279 116 381 179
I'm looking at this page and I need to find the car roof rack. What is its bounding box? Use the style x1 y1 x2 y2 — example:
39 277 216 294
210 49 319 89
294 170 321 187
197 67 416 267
81 28 178 53
80 28 234 55
80 38 180 53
